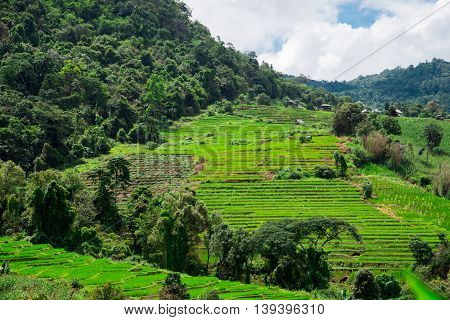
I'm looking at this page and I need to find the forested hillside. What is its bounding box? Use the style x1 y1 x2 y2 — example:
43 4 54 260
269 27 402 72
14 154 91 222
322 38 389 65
309 59 450 113
0 0 339 172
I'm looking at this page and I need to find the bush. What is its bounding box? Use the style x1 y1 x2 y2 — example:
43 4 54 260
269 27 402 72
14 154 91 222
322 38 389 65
419 176 432 188
91 283 124 300
362 180 373 199
275 167 308 180
159 273 190 300
433 164 449 199
363 131 390 163
256 93 271 106
79 126 112 158
352 146 369 168
299 135 312 143
0 261 10 275
352 269 381 300
380 116 401 135
197 290 222 300
376 274 401 299
314 166 337 179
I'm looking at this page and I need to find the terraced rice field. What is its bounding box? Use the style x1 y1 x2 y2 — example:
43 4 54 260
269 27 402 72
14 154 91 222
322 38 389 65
234 105 333 125
80 154 193 205
77 107 447 273
0 237 309 300
157 115 338 181
197 180 443 271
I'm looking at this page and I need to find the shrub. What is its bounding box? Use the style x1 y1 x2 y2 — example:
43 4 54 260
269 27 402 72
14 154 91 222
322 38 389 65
419 176 432 188
362 180 373 199
0 261 10 275
352 146 369 168
197 290 222 300
256 93 271 106
159 273 190 300
275 167 308 180
433 164 449 199
363 131 390 163
314 166 337 179
409 237 434 268
376 274 401 299
299 135 312 143
91 283 124 300
352 269 381 300
380 116 401 135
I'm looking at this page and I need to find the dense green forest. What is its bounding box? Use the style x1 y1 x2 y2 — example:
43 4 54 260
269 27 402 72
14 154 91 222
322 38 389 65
0 0 339 172
309 59 450 114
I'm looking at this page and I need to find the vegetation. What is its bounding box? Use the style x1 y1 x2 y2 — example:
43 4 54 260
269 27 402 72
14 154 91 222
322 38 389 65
310 59 450 113
0 0 340 171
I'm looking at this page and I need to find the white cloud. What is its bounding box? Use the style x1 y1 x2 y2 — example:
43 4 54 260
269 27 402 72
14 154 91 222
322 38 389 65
184 0 450 80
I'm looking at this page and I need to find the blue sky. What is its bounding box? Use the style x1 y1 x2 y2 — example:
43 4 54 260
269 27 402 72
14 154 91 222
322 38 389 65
337 2 386 28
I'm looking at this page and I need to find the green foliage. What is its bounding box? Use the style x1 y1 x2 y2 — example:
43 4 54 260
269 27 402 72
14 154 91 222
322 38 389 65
424 123 444 154
159 273 190 300
352 269 381 300
362 180 373 199
210 224 253 281
409 237 434 268
275 167 308 180
314 166 337 179
380 116 402 135
0 0 339 170
90 283 124 300
332 103 365 136
333 152 348 177
312 59 450 113
256 93 271 106
30 181 75 247
376 274 402 300
252 218 360 291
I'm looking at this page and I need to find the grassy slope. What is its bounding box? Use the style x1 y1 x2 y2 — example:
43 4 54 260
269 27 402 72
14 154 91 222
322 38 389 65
0 237 309 300
393 117 450 176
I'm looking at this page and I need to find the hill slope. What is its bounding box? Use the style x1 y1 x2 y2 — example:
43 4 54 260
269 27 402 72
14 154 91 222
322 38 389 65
0 0 339 171
309 59 450 112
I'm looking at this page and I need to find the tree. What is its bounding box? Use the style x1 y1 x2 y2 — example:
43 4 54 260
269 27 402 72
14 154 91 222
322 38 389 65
409 237 434 268
352 269 381 300
333 152 348 177
211 223 253 281
423 123 443 161
106 157 131 189
90 169 121 231
332 103 365 136
380 116 401 135
159 189 208 272
0 160 26 233
376 274 401 299
159 273 190 300
256 93 271 106
253 218 361 291
30 181 75 246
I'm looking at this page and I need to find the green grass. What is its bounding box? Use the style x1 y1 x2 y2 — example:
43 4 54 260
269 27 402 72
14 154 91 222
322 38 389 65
393 118 450 175
365 173 449 231
0 237 310 300
403 271 444 300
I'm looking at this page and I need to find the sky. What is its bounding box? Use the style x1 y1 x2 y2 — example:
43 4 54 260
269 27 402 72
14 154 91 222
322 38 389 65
183 0 450 81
